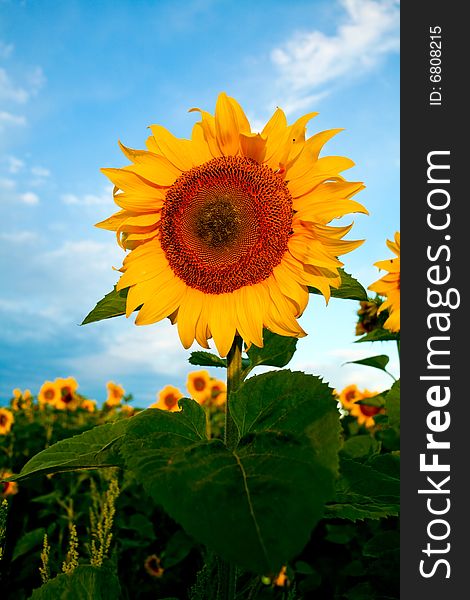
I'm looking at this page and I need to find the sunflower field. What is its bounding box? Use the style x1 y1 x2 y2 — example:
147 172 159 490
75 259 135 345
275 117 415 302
1 95 400 600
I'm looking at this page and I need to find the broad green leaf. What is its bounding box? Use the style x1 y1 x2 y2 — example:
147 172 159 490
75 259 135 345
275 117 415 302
29 565 121 600
188 351 227 368
309 268 367 301
324 454 399 521
230 370 341 472
355 329 400 343
363 530 399 558
344 355 390 372
245 330 298 372
12 528 45 562
340 435 381 459
14 420 128 481
120 389 339 575
81 286 130 325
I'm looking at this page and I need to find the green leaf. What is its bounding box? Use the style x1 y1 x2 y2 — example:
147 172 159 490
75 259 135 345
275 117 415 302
385 379 400 431
363 531 399 558
14 420 128 482
355 329 400 343
188 351 227 368
230 370 341 472
81 286 130 325
120 377 340 575
344 355 390 372
12 528 45 562
324 454 399 521
309 268 367 301
340 435 381 459
245 330 298 372
29 565 121 600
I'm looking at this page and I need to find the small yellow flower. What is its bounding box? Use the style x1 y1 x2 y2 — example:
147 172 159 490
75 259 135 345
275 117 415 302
0 408 14 435
144 554 164 578
208 378 227 406
55 377 79 411
38 381 60 408
151 385 183 411
81 399 97 412
274 565 289 587
11 388 32 410
346 388 383 428
368 232 400 332
338 384 361 411
186 370 211 404
1 471 18 497
120 404 135 416
105 381 125 407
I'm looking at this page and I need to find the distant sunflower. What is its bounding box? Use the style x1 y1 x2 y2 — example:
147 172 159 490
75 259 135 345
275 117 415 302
186 370 211 404
55 377 79 411
105 381 125 407
208 378 227 406
98 93 366 356
348 390 384 428
1 471 18 497
338 384 361 411
81 399 97 412
38 381 60 408
144 554 164 578
0 408 14 435
368 232 400 332
151 385 183 411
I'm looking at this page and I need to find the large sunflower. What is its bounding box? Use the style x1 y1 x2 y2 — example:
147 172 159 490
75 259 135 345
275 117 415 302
98 93 367 356
368 232 400 332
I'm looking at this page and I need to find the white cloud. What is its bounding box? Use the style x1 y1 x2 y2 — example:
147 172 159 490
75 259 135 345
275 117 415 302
0 41 14 59
271 0 399 112
0 230 38 243
18 191 39 205
61 185 114 207
0 110 27 128
0 67 29 103
7 156 24 173
31 166 50 178
0 177 16 190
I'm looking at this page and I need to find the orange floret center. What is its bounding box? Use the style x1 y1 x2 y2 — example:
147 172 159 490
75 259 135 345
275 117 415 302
160 156 293 294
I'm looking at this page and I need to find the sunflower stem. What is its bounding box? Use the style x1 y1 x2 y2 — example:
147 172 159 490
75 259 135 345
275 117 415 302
224 334 243 450
217 334 243 600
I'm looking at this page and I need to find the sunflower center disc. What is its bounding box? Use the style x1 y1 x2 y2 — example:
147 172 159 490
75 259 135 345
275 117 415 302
160 155 293 294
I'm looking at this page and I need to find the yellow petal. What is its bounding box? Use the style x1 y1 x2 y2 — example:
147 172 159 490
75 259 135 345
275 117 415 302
177 288 204 349
189 108 222 157
234 286 264 348
148 125 195 171
135 276 186 325
215 92 240 156
239 132 267 163
208 293 237 357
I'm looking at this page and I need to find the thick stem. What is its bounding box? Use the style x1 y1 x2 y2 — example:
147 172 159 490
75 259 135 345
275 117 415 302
224 334 243 450
218 334 243 600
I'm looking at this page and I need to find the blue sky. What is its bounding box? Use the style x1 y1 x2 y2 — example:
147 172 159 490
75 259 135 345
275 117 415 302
0 0 399 407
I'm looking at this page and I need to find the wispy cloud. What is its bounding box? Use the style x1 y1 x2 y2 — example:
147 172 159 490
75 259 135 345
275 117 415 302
18 191 39 205
271 0 399 113
0 110 27 129
61 185 114 207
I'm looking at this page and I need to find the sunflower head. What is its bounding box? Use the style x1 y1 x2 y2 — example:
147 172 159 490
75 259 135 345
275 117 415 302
98 93 367 356
38 381 60 408
0 408 14 435
105 381 125 407
144 554 164 578
347 389 384 428
186 370 212 404
80 399 97 413
151 385 183 411
1 471 18 497
55 377 79 411
368 232 400 332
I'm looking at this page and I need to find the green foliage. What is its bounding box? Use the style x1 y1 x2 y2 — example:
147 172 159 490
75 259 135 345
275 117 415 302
121 375 340 575
12 528 46 562
344 355 390 372
309 269 368 301
243 331 298 375
355 329 400 343
188 351 228 369
15 420 128 481
29 565 121 600
81 287 130 325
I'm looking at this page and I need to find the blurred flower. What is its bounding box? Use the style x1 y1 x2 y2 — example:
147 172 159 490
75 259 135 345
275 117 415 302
208 378 227 406
368 231 400 332
98 92 366 357
186 370 211 404
341 387 383 428
105 381 125 407
0 408 14 435
81 399 97 412
151 385 183 411
120 404 135 417
11 388 32 411
274 565 289 587
55 377 79 411
38 381 60 408
338 384 362 411
144 554 164 578
1 471 18 497
355 299 380 336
